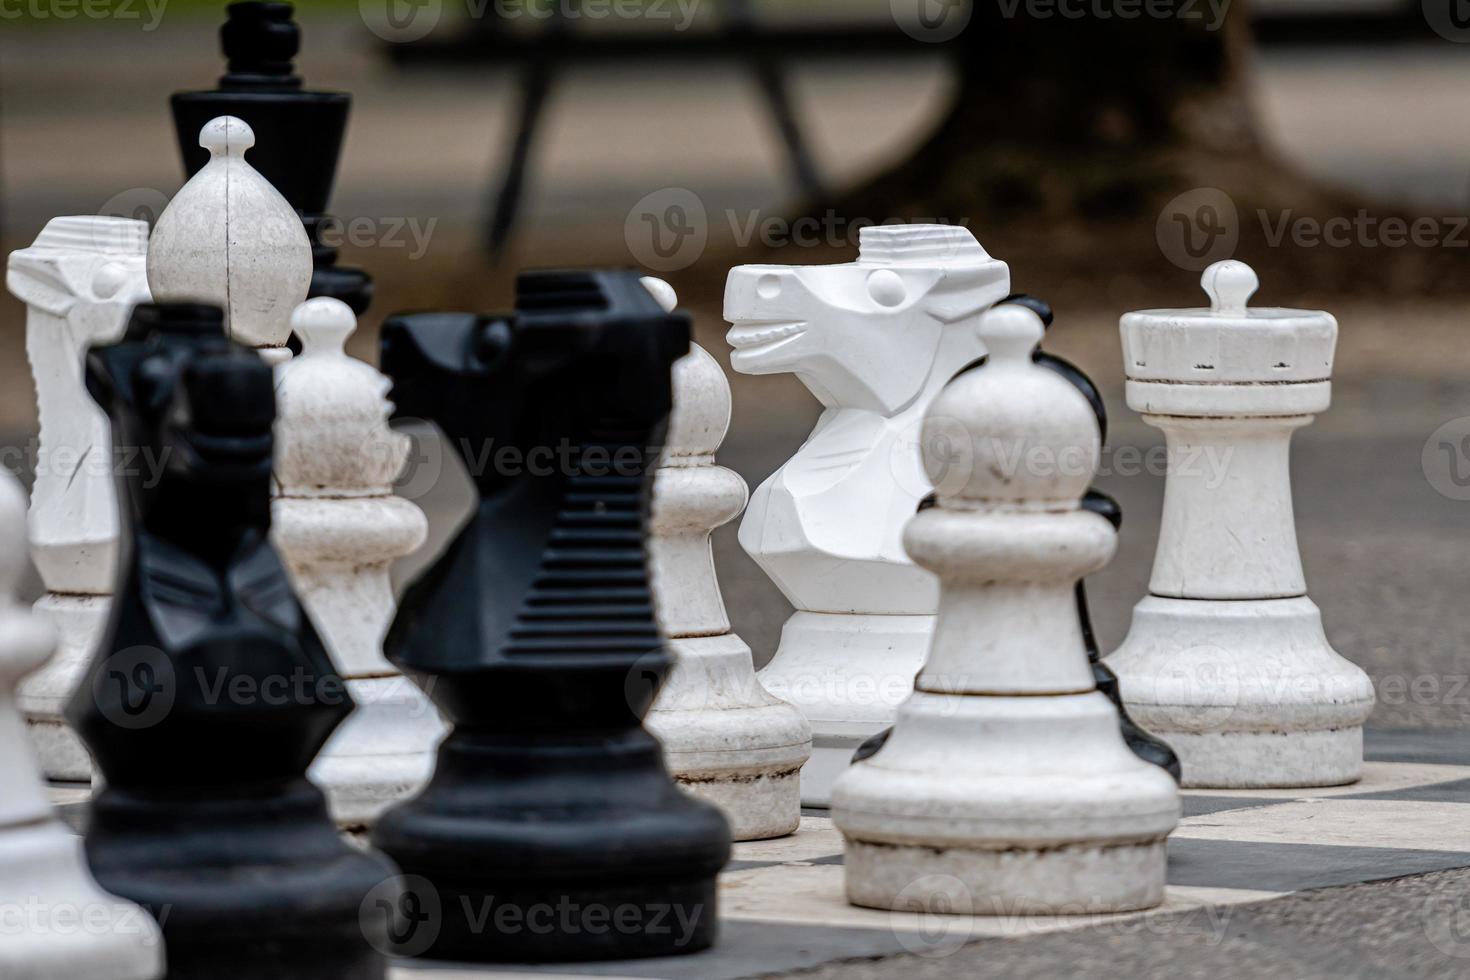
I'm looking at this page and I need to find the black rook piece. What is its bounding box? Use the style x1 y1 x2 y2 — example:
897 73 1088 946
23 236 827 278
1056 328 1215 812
852 294 1182 781
68 302 398 980
172 1 371 313
373 269 731 963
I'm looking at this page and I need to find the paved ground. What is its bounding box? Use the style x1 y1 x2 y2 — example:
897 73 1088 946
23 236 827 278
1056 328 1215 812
770 866 1470 979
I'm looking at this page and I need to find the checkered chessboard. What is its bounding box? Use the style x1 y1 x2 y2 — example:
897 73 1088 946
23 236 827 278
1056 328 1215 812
50 730 1470 980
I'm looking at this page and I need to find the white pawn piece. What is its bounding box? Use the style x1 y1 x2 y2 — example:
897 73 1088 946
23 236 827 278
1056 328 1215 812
1106 261 1374 788
146 115 310 359
7 215 151 781
0 471 165 979
273 297 439 826
832 304 1179 914
641 277 812 841
724 224 1011 805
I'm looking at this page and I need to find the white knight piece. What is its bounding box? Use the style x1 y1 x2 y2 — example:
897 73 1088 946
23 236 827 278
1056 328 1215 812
643 277 812 841
8 215 151 781
724 224 1011 804
833 304 1179 914
1106 260 1374 788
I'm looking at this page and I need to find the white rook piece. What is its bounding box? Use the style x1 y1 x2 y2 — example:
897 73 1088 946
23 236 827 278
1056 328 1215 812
724 224 1010 805
642 277 812 841
0 470 164 979
8 215 151 780
273 297 439 826
146 115 310 358
1107 261 1374 788
832 304 1179 914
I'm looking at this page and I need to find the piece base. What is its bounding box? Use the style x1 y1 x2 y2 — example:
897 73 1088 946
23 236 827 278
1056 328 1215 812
675 766 802 840
843 838 1168 915
1168 726 1364 789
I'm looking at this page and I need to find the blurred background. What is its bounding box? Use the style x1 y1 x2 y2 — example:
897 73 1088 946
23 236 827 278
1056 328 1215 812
2 0 1468 730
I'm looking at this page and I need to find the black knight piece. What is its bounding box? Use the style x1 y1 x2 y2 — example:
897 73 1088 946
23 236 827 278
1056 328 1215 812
67 302 399 980
171 1 372 313
372 270 731 962
853 294 1181 782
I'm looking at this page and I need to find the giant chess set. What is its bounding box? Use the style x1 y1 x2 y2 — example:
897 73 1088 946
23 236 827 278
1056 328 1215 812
2 4 1463 980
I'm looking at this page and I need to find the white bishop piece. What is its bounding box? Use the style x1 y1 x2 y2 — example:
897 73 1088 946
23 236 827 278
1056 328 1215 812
724 225 1011 805
1106 260 1374 788
146 115 310 359
0 470 165 979
642 278 812 841
8 215 151 780
273 300 437 826
832 304 1179 914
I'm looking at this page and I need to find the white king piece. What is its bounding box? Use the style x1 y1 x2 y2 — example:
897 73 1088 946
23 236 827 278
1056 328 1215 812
1107 260 1374 788
724 224 1011 805
642 277 812 841
8 215 151 780
832 304 1179 915
0 469 164 978
273 300 438 827
146 115 310 360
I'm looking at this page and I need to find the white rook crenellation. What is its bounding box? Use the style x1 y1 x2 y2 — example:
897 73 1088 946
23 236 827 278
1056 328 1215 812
0 469 164 979
273 298 439 826
724 224 1011 805
832 304 1179 914
642 277 812 841
1106 260 1374 788
146 115 310 359
8 215 151 780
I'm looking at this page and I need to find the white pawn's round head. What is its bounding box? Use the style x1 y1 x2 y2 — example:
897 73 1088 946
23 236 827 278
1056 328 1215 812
920 304 1100 508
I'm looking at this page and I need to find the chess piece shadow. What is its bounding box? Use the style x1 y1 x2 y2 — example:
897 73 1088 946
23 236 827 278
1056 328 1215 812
373 269 730 962
68 302 399 980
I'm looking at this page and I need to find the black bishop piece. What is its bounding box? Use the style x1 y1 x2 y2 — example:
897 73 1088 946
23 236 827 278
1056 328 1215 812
373 269 731 963
172 1 372 313
68 302 399 980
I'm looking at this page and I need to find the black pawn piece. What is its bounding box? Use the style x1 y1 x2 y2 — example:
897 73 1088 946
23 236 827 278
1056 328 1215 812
69 302 399 980
172 1 372 313
372 270 730 963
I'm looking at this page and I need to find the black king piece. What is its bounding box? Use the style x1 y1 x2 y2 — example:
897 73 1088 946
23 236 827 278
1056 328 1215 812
373 270 731 962
172 1 371 313
68 303 399 980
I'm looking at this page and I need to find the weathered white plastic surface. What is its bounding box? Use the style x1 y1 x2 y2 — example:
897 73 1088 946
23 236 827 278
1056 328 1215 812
1107 261 1374 788
273 298 440 826
832 305 1179 915
725 224 1011 805
643 276 811 840
0 471 165 979
146 116 310 353
8 215 151 781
